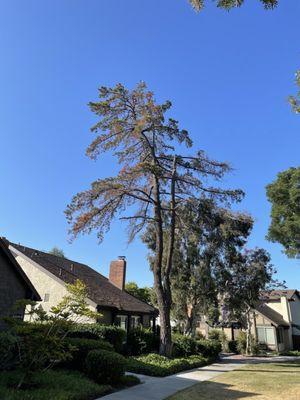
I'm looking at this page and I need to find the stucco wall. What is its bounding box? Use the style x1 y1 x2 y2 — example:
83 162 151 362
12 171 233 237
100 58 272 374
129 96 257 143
12 251 96 323
0 250 27 329
266 300 283 316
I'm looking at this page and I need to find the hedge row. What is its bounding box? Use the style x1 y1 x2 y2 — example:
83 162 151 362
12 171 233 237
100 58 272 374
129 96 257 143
126 353 211 377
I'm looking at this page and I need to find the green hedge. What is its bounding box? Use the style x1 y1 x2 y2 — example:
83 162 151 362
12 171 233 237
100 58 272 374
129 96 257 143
84 349 126 384
63 337 114 370
172 334 197 357
196 339 222 358
70 324 126 352
126 327 159 356
126 353 210 377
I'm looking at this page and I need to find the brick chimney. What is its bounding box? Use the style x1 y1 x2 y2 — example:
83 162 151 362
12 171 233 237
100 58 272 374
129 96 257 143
109 256 126 290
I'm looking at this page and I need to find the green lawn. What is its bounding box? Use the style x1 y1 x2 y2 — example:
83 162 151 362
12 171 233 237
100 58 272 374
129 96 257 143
167 361 300 400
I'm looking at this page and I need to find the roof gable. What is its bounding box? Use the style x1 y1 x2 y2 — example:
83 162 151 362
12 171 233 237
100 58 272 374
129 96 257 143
0 238 41 301
261 289 300 302
9 241 156 315
256 303 290 327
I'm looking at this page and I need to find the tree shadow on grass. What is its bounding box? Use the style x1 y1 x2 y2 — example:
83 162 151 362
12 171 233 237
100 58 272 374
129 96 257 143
170 380 258 400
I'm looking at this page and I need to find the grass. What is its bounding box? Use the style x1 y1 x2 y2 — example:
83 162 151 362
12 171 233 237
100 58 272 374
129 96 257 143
167 361 300 400
0 369 112 400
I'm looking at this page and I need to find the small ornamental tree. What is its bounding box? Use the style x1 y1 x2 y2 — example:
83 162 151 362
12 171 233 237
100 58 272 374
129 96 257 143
8 280 100 389
266 167 300 259
66 82 243 356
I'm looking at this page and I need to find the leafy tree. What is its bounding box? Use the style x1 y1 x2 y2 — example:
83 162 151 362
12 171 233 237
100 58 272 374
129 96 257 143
143 198 253 337
289 70 300 114
125 281 155 305
66 82 243 356
49 246 65 258
189 0 278 12
222 248 279 355
266 167 300 258
8 280 100 389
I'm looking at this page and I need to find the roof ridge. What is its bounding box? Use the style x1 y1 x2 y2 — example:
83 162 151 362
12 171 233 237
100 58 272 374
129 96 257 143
9 241 109 281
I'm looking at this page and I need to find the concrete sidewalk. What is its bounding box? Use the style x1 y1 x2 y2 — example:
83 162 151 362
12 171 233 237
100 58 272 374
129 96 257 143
98 355 299 400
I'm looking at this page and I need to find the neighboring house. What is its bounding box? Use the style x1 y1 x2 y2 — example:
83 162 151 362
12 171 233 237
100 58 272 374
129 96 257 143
0 238 41 330
196 289 300 352
7 240 157 332
254 290 300 352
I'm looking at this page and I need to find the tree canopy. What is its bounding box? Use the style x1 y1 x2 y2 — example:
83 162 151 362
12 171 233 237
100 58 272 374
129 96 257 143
289 70 300 114
49 246 65 258
266 167 300 258
125 281 155 305
66 82 243 356
189 0 278 12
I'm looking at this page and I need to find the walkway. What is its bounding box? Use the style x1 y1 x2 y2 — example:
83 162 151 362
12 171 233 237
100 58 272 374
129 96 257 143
98 355 298 400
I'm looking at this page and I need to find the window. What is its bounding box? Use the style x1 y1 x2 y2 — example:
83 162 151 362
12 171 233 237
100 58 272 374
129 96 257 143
257 327 276 345
115 315 128 330
130 315 141 329
44 293 50 302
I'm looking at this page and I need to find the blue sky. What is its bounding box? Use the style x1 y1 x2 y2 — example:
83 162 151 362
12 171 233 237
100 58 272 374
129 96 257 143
0 0 299 288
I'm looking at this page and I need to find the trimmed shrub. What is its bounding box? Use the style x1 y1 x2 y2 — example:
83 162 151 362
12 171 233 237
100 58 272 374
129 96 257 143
84 349 126 384
70 324 126 352
126 327 159 356
64 337 114 370
196 339 221 358
126 353 208 377
172 334 197 357
119 374 141 387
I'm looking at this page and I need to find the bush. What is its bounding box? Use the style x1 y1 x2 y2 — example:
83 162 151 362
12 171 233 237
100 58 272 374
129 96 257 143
208 329 228 351
0 369 111 400
119 374 141 387
0 331 19 371
70 324 126 352
64 337 113 370
84 349 126 384
126 353 208 377
236 331 259 355
196 339 221 358
172 334 197 357
126 327 159 355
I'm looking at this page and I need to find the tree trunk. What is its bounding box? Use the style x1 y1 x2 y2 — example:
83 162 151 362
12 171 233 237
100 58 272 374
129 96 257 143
246 308 252 355
152 175 173 357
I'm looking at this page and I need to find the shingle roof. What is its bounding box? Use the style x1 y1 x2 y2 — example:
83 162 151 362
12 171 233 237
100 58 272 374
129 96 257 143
9 241 156 315
260 289 300 301
0 238 41 301
256 303 290 327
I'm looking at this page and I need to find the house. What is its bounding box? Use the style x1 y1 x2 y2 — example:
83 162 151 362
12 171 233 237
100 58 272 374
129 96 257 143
0 238 41 329
7 240 157 332
253 290 300 351
196 289 300 352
